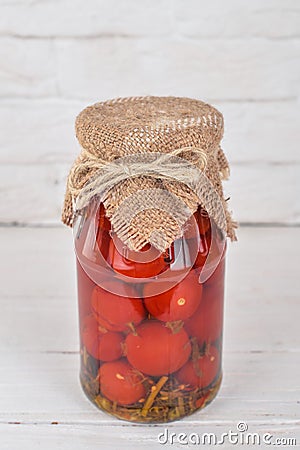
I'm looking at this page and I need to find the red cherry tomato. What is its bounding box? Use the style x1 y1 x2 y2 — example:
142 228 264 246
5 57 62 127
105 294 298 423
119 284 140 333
197 208 211 235
77 260 97 317
81 314 124 361
184 207 211 239
193 231 211 270
99 359 146 405
204 250 226 287
95 230 111 262
107 238 168 279
194 234 226 275
91 283 146 332
94 204 112 263
125 321 191 376
184 283 224 344
176 345 220 389
194 206 211 236
143 271 202 322
98 331 124 361
93 314 126 333
188 214 225 274
81 315 99 355
97 203 111 232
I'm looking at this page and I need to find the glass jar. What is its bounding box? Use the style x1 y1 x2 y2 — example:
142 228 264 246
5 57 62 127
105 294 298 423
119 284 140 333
73 198 226 423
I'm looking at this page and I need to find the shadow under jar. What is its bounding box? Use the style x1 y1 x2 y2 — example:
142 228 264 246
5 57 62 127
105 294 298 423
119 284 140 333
74 200 226 423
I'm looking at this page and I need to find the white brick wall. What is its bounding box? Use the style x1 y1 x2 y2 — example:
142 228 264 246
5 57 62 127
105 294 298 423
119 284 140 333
0 0 299 225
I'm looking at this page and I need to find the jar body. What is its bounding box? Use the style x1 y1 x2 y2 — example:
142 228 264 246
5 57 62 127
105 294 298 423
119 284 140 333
75 202 226 423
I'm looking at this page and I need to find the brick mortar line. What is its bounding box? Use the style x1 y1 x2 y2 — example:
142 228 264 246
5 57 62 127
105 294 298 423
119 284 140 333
0 32 300 41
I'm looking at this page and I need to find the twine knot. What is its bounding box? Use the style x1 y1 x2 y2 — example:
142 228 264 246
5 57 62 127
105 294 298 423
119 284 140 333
70 146 208 213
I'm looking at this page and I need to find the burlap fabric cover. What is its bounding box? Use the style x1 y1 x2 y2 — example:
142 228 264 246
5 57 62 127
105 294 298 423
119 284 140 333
62 96 236 251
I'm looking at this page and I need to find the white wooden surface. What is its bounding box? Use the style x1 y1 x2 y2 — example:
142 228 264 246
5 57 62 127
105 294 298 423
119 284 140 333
0 226 299 449
0 1 299 226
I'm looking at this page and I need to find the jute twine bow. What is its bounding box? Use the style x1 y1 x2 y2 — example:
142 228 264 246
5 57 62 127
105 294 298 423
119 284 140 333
69 147 208 213
64 146 234 252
